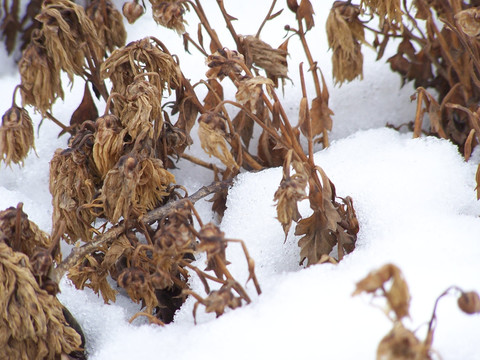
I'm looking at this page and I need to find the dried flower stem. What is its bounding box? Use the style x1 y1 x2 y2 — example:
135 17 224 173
255 0 277 38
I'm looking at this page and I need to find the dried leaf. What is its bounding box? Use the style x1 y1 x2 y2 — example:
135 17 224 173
353 263 411 320
232 109 254 149
455 8 480 37
235 76 274 113
377 322 430 360
203 79 224 111
70 83 99 133
297 0 315 30
361 0 403 28
206 48 244 80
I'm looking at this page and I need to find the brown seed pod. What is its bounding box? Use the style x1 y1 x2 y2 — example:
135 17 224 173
93 114 126 179
326 2 365 84
150 1 188 34
123 1 144 24
36 0 103 82
101 37 181 98
0 243 83 359
49 134 97 243
457 291 480 315
86 0 127 54
0 105 35 166
376 322 430 360
206 48 245 80
19 30 64 115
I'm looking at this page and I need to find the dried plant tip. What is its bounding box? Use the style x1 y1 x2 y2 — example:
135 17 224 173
0 105 35 166
198 113 239 170
457 291 480 315
206 48 245 80
117 266 157 313
327 2 365 84
123 1 144 24
455 8 480 37
353 263 411 320
236 76 274 112
151 1 188 34
87 0 127 53
360 0 403 28
36 0 103 81
0 243 83 359
19 30 63 115
240 35 289 86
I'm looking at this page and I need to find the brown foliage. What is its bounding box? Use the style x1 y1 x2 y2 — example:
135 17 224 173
150 0 188 34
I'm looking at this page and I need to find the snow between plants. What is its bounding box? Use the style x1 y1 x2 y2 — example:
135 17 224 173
1 1 479 359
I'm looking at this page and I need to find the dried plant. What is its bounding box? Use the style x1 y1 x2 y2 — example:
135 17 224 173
354 264 480 360
0 96 35 166
150 0 188 34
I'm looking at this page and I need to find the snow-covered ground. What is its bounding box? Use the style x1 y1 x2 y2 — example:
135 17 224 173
1 1 479 359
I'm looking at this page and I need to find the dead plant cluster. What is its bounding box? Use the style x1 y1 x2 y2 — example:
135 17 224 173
0 0 478 358
326 0 480 196
354 263 480 359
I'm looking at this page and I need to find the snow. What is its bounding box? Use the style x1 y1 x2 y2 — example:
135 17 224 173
1 1 480 359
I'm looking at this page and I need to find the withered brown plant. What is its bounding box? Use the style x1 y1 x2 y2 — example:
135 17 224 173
150 0 189 34
0 242 83 359
354 264 480 360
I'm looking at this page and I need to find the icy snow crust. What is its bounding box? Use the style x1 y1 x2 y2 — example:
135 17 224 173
1 1 480 359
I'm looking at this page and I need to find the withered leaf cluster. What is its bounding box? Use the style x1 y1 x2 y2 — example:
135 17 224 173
354 264 480 360
0 205 84 359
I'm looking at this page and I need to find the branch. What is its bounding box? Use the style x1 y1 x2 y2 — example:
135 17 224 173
51 179 233 283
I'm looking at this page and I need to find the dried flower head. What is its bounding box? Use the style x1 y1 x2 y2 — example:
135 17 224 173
0 204 51 257
150 0 188 34
206 48 245 80
327 2 365 84
198 112 239 170
235 76 274 113
36 0 103 81
117 266 157 313
0 105 35 166
123 1 144 24
19 30 64 115
101 37 181 97
49 133 97 243
0 243 83 359
93 114 126 179
86 0 127 54
455 8 480 37
240 35 289 86
361 0 403 29
119 74 164 140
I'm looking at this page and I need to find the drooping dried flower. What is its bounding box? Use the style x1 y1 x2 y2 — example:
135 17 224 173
49 130 97 243
117 266 158 314
0 204 51 257
455 8 480 37
93 114 126 179
361 0 403 29
206 48 245 80
240 35 289 86
0 105 35 166
235 76 274 113
150 0 188 34
198 112 239 170
327 2 365 84
19 30 63 115
36 0 103 82
86 0 127 54
119 74 164 140
101 37 181 97
353 263 411 320
0 242 83 359
123 1 144 24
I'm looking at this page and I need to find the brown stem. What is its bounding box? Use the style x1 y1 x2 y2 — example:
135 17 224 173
413 89 425 138
187 0 223 51
255 0 277 38
216 0 242 51
45 112 70 134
